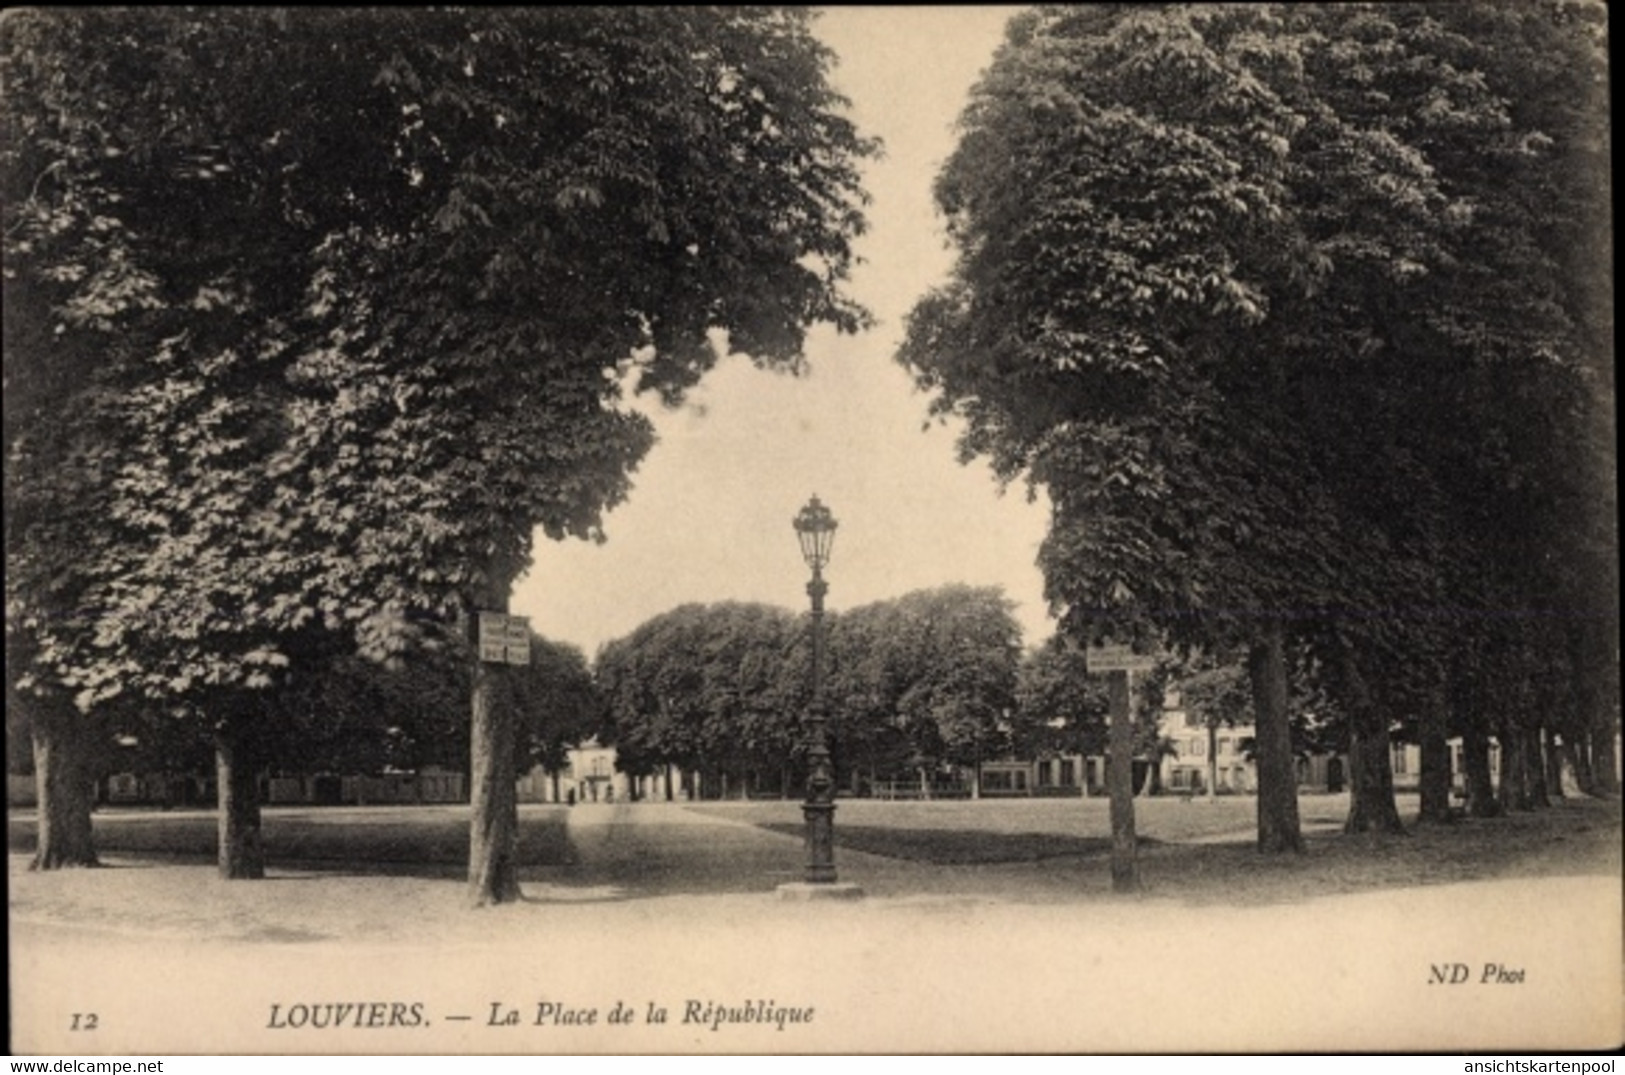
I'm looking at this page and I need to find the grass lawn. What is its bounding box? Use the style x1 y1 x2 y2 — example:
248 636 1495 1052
8 792 1619 907
1 792 1616 960
686 792 1352 862
688 793 1622 905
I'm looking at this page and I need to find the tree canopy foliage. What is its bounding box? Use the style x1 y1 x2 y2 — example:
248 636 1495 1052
5 6 875 701
597 601 802 794
3 9 876 875
900 2 1615 843
596 586 1024 795
829 585 1022 779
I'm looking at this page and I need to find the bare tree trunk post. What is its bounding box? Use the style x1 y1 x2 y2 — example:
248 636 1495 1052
1417 689 1453 824
1249 624 1303 853
30 696 99 870
468 651 520 906
1206 719 1218 801
1107 669 1138 893
215 719 265 880
468 563 523 908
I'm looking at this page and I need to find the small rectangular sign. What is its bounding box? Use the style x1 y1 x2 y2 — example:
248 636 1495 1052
1087 644 1158 674
477 612 507 647
478 612 530 665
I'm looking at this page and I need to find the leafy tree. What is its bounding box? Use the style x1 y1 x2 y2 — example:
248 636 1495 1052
3 10 874 899
1012 640 1108 762
599 587 1023 797
1425 0 1614 805
827 585 1022 790
900 3 1612 851
597 602 800 798
517 638 603 782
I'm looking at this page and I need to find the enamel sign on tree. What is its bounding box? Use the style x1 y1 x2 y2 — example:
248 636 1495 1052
478 613 531 667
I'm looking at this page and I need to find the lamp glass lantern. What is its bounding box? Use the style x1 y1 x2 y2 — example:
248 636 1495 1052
793 495 838 573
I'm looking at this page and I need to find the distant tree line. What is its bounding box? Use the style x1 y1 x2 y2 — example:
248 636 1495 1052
592 585 1209 798
7 634 601 799
598 586 1025 796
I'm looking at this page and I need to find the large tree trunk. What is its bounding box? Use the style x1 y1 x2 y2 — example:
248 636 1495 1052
1249 624 1303 853
1542 729 1565 800
1561 735 1593 796
1525 725 1551 809
1417 690 1453 824
1573 618 1619 798
1341 649 1405 836
1588 722 1619 797
1205 721 1218 801
468 653 520 907
30 696 99 870
1344 723 1406 834
467 556 526 907
1106 670 1137 893
1496 717 1532 812
1462 724 1500 818
215 721 265 880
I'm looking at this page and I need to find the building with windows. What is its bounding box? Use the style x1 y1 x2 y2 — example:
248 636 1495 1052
1159 692 1263 794
1157 694 1523 798
979 756 1084 797
517 739 700 804
1159 690 1356 795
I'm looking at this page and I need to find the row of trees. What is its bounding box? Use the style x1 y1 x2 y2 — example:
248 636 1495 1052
7 633 601 802
3 9 875 903
899 2 1616 850
599 587 1025 795
592 585 1211 797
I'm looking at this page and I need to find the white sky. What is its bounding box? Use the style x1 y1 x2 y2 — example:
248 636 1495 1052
514 7 1052 659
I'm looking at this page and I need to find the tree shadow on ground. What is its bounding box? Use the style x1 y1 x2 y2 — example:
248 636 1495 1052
7 812 579 882
756 823 1156 865
1140 802 1623 907
525 834 805 897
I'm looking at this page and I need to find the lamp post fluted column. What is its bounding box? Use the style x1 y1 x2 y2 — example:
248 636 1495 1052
802 564 837 883
779 494 861 900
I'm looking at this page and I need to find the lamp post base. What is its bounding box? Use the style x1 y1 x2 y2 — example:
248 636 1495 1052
801 799 838 884
776 881 865 901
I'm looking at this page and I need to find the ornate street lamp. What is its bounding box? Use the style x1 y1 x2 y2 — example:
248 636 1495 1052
793 494 839 885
